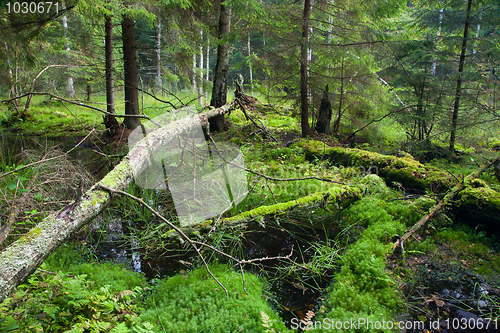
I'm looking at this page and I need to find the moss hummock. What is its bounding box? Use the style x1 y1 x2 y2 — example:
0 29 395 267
456 179 500 226
309 176 421 332
138 264 289 333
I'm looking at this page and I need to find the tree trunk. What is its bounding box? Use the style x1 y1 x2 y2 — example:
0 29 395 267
431 8 444 76
86 81 91 101
0 103 237 302
156 21 162 91
300 0 313 137
205 37 210 102
209 3 232 132
192 51 197 92
315 85 332 134
199 29 204 106
104 15 119 133
449 0 473 152
247 33 253 95
62 10 75 99
121 15 142 130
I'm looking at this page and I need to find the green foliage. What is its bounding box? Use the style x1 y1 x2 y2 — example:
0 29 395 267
137 264 289 333
0 268 145 332
309 177 420 332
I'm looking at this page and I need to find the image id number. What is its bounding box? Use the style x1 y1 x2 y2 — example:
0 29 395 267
6 2 59 14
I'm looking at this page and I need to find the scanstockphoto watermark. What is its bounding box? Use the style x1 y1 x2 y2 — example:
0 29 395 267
290 317 425 331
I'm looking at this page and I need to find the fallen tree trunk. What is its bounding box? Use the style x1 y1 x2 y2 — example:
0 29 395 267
295 140 455 192
393 157 500 252
192 182 366 233
0 102 236 301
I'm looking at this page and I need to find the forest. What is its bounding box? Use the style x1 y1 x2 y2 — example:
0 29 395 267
0 0 500 331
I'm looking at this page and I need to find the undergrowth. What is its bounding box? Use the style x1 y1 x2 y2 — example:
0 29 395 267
307 175 421 332
137 264 289 333
0 244 147 332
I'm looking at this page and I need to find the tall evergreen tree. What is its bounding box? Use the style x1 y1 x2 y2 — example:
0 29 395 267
122 14 142 130
209 1 232 132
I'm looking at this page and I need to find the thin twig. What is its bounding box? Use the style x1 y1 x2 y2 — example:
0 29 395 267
97 184 229 299
206 134 347 185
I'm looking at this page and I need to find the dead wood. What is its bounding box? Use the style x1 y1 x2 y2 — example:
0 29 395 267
0 102 236 301
393 157 500 253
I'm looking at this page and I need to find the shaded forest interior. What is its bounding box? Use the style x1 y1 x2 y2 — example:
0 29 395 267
1 0 500 332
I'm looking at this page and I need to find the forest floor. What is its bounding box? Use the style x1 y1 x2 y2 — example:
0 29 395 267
1 94 500 331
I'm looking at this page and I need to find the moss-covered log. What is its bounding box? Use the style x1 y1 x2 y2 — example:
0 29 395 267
455 178 500 228
194 182 367 232
294 140 455 191
393 158 500 251
0 103 236 301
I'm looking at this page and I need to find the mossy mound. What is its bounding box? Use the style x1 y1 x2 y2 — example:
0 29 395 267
139 264 289 333
308 176 421 332
293 140 453 191
456 180 500 228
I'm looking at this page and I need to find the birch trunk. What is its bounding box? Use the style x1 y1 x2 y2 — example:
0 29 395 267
62 9 75 98
156 21 162 90
205 39 209 102
247 33 253 95
0 103 236 301
199 29 204 106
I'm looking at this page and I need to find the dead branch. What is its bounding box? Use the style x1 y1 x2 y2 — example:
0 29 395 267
393 157 500 253
2 92 158 123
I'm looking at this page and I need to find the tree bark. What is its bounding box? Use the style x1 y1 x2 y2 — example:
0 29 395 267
62 9 75 99
205 36 210 102
297 139 455 192
104 15 119 133
209 3 232 132
0 103 237 301
247 33 253 95
449 0 473 152
121 15 142 130
156 21 162 90
315 85 332 134
300 0 313 137
199 29 204 106
333 58 344 133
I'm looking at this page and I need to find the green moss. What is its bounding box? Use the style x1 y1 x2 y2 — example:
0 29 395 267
310 179 421 332
44 244 145 292
138 264 289 333
293 139 454 191
18 227 42 244
456 183 500 221
431 226 500 279
223 184 364 225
